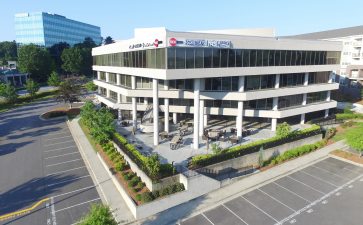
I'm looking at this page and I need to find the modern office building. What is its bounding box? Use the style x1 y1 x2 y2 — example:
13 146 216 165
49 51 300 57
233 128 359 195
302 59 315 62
288 26 363 82
92 27 341 149
15 12 102 47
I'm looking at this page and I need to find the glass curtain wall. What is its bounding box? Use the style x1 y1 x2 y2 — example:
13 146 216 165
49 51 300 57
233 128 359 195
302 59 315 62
278 94 304 109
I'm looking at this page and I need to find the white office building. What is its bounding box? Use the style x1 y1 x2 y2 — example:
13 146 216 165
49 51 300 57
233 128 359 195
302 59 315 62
92 27 341 150
288 26 363 82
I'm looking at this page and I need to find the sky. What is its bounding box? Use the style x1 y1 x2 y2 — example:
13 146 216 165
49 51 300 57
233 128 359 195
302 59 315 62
1 0 363 41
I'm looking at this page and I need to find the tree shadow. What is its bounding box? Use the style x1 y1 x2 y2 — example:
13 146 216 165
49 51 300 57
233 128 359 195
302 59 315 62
6 127 63 140
0 141 33 156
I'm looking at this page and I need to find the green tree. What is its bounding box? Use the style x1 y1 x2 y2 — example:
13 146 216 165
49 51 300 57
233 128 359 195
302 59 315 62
18 44 54 82
146 154 161 180
78 204 117 225
25 79 40 100
48 42 70 72
48 71 61 87
90 108 115 144
276 122 291 137
61 47 84 75
80 101 96 127
104 36 114 45
0 41 17 65
0 83 18 103
85 81 97 91
56 79 80 108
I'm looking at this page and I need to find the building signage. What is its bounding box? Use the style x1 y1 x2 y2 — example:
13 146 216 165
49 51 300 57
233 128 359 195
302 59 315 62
129 39 163 49
168 38 231 48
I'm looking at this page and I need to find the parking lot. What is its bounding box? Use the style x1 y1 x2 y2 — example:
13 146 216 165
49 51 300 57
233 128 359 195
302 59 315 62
180 157 363 225
42 119 101 225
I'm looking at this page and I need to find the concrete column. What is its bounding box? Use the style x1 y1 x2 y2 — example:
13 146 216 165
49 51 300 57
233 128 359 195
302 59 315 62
193 79 200 150
173 113 178 124
132 98 137 126
97 71 101 80
325 109 329 118
304 73 309 86
118 109 122 121
326 90 331 101
164 98 169 133
164 80 169 90
144 98 149 105
153 79 159 146
117 93 121 103
116 74 121 85
106 89 110 98
237 76 245 138
199 100 204 136
204 114 208 127
271 118 277 131
131 76 136 89
105 72 109 83
300 113 305 124
302 94 307 105
275 74 280 89
328 72 334 83
19 76 23 86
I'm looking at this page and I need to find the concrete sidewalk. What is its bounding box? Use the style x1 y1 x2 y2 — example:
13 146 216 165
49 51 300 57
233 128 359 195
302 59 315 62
136 140 347 225
68 118 134 224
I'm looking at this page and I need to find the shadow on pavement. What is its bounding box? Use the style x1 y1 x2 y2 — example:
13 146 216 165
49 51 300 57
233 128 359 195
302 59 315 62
0 141 34 156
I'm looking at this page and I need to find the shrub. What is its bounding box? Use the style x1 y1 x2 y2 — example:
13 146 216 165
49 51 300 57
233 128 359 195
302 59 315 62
137 182 145 189
136 194 142 201
131 176 141 183
342 121 355 128
324 127 337 140
142 192 154 203
152 190 160 199
132 187 139 193
161 188 170 196
175 183 185 192
114 161 126 172
78 204 117 225
276 122 291 137
123 173 131 180
128 178 138 187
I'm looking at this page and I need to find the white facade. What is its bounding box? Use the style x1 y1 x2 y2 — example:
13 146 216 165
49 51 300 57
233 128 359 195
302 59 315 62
92 27 341 149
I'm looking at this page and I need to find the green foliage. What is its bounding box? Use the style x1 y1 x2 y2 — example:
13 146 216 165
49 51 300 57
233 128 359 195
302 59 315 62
56 79 80 108
336 113 363 120
47 42 70 72
151 183 185 200
145 154 161 180
0 83 18 103
104 36 115 45
342 121 355 128
276 122 291 137
18 44 54 82
61 47 84 74
211 142 222 154
136 194 142 201
25 78 40 99
78 204 117 225
258 146 264 168
0 41 17 65
324 127 337 140
141 192 154 203
48 71 61 87
85 81 97 91
190 125 322 168
345 123 363 153
343 105 353 114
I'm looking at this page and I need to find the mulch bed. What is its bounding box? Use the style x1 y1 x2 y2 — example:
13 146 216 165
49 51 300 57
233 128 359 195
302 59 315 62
330 150 363 164
42 107 80 119
98 149 149 205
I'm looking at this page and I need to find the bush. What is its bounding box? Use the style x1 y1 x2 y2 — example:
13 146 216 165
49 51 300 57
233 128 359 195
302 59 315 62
128 178 139 187
161 187 170 196
324 127 337 140
123 173 131 181
78 204 117 225
114 161 126 172
191 125 322 168
131 176 141 184
137 182 145 189
276 122 291 137
135 194 142 201
152 190 160 199
336 113 363 120
342 121 355 128
141 192 154 203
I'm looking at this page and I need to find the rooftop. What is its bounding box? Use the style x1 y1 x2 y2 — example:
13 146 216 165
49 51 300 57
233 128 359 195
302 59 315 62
284 25 363 40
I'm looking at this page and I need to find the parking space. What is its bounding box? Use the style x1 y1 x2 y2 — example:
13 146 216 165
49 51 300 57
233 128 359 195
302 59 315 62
181 157 363 225
42 121 101 225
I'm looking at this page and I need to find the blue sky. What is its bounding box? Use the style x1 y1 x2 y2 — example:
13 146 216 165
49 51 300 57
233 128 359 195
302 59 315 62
1 0 363 41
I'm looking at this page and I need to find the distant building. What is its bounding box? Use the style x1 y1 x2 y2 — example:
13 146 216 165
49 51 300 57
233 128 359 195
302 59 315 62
0 68 29 86
286 26 363 83
14 12 102 47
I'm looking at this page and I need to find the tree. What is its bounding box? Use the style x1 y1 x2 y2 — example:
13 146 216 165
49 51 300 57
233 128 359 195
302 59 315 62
146 154 161 180
74 37 97 49
104 36 114 45
85 81 97 91
0 41 17 65
276 122 291 137
18 44 54 82
61 47 84 75
80 101 96 127
56 79 80 108
0 83 18 103
25 79 40 100
90 107 115 144
48 71 61 87
48 42 70 72
78 204 117 225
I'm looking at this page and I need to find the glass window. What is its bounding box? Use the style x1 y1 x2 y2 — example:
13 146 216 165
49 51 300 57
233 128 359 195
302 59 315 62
195 48 204 68
220 49 228 67
307 91 327 104
235 49 242 67
278 94 303 109
231 77 239 91
205 78 212 90
242 50 250 67
212 77 222 91
222 77 231 90
250 50 257 67
212 49 220 68
228 49 235 67
185 48 195 69
167 48 175 69
156 48 165 69
204 48 212 68
245 76 260 91
262 50 269 66
146 49 156 68
256 50 263 67
269 50 275 66
175 48 185 69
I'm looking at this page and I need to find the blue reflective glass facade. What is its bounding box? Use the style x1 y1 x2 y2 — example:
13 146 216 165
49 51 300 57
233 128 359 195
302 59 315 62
15 12 102 47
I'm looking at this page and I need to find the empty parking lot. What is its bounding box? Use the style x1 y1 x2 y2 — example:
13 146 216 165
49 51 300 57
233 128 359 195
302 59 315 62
181 157 363 225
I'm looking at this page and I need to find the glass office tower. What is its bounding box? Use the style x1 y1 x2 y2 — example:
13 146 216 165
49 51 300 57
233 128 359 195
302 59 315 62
15 12 102 47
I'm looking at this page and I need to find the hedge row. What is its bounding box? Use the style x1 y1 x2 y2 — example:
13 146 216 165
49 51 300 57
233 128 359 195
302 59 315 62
137 183 185 203
266 140 327 166
190 125 322 168
113 133 176 181
335 113 363 120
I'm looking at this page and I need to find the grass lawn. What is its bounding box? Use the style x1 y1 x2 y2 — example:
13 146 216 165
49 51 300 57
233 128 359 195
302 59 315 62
0 89 58 113
332 122 363 142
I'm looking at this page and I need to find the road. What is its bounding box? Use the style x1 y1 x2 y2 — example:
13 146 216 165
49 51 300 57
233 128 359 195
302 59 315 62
0 99 101 225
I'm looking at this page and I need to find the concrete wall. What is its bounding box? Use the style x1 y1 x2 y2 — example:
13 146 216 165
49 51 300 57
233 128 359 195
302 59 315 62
199 134 323 175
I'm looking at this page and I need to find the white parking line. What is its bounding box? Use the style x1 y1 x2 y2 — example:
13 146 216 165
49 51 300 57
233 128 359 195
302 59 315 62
46 131 70 136
257 189 296 212
240 196 279 223
286 176 325 194
222 204 249 225
44 146 75 153
321 160 362 174
44 140 74 147
45 151 79 159
275 173 363 225
299 170 338 187
54 198 100 213
310 164 348 180
47 175 90 187
272 182 311 203
201 213 215 225
47 166 86 176
45 135 72 141
52 185 96 198
45 158 82 167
